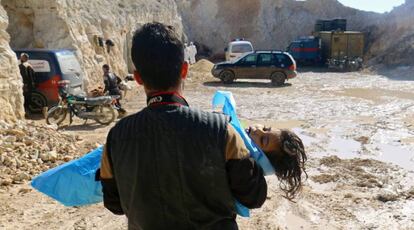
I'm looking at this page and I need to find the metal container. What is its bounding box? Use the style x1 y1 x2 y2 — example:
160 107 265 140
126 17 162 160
316 31 364 61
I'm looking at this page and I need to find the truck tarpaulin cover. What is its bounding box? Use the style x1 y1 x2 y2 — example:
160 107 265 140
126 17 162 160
31 146 104 207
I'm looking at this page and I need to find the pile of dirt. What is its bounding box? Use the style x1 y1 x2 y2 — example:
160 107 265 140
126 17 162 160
0 120 86 187
187 59 215 83
190 59 214 73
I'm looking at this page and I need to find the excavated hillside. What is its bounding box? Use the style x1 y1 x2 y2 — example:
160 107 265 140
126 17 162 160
365 0 414 66
0 5 24 121
176 0 414 66
2 0 183 88
0 0 413 120
176 0 380 56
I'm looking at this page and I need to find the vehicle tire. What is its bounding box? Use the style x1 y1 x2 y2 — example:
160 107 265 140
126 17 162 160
220 70 235 84
270 72 286 86
28 91 48 114
46 106 67 126
94 105 116 125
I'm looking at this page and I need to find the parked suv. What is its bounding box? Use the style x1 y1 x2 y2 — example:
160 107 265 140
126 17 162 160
212 51 297 86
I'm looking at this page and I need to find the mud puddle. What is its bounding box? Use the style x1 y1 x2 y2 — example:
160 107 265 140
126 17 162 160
334 88 414 103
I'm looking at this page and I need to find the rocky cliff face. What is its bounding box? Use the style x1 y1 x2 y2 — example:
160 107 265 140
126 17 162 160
176 0 380 55
0 0 413 122
365 0 414 66
2 0 184 88
0 5 24 121
176 0 413 66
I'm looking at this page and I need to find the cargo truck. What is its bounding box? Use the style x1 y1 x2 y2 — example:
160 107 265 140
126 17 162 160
286 36 321 65
287 19 365 71
316 31 364 71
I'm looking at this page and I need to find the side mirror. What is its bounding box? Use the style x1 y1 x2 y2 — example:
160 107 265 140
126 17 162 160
224 47 228 52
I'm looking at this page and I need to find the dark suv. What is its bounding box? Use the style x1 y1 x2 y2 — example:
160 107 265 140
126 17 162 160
212 51 297 86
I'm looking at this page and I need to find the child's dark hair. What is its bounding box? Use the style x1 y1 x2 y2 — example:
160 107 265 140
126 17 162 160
266 129 307 200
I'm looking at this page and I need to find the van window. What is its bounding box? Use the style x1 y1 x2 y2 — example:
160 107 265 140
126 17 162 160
28 60 51 72
56 52 82 74
231 44 253 53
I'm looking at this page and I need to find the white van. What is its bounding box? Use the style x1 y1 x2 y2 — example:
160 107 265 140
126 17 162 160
225 40 254 62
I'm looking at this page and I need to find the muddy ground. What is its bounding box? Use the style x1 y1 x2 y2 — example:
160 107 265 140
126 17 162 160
1 64 413 230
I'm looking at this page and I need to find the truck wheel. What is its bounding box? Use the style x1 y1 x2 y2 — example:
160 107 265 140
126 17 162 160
270 72 285 86
220 70 235 84
28 91 48 114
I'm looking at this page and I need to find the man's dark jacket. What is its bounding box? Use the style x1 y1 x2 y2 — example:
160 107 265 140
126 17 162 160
101 100 267 230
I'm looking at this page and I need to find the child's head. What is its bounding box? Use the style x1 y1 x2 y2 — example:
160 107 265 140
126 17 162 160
247 125 307 200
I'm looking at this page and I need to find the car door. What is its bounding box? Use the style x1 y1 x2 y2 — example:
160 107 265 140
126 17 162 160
257 53 274 79
234 53 258 79
273 54 289 71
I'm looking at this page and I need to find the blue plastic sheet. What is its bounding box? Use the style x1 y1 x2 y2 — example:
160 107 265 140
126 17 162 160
213 91 275 217
31 146 104 207
30 91 274 217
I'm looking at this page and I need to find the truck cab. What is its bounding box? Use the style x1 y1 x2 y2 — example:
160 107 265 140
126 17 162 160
287 36 321 64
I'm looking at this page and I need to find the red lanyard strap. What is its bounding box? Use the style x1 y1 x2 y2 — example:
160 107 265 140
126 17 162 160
147 92 189 107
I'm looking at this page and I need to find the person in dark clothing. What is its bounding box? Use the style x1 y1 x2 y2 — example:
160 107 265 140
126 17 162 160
19 53 36 113
100 22 267 229
102 64 126 115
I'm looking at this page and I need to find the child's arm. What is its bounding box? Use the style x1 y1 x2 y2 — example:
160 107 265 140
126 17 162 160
224 124 267 209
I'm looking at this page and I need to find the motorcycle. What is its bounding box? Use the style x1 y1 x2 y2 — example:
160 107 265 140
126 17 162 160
46 80 119 126
328 56 363 71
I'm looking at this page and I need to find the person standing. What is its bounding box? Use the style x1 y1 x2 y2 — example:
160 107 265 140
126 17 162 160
189 41 197 64
100 22 267 229
18 53 36 114
184 42 191 64
102 64 126 114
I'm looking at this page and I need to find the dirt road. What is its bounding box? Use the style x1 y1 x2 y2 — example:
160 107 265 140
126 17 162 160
1 66 413 230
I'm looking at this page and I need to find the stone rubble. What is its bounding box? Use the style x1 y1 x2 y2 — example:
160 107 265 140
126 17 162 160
0 120 85 187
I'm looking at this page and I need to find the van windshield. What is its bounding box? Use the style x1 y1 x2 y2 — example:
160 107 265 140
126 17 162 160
56 51 82 74
231 44 253 53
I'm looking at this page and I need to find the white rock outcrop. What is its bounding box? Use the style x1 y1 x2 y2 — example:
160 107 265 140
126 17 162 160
176 0 413 67
3 0 184 89
0 5 24 122
0 0 413 122
365 0 414 66
175 0 379 55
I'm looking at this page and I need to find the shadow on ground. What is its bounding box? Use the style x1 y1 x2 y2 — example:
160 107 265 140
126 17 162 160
25 113 46 121
203 81 292 88
59 122 108 131
297 66 349 73
376 66 414 81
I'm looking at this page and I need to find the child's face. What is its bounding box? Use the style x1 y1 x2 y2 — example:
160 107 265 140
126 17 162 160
246 124 282 153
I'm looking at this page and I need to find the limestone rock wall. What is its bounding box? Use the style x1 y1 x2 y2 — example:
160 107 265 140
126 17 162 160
175 0 380 56
365 0 414 66
0 4 24 122
2 0 184 88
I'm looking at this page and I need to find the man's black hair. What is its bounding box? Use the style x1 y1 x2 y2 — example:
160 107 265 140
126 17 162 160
103 64 110 69
131 22 184 91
